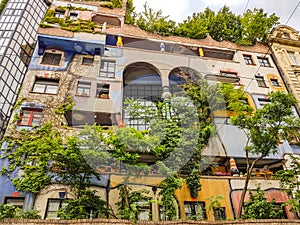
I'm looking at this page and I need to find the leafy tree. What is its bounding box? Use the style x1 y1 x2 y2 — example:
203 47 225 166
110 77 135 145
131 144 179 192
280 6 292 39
238 8 279 45
275 155 300 216
125 0 136 25
1 123 111 219
224 88 300 218
175 8 214 39
116 186 151 222
135 3 176 36
243 186 285 219
208 6 242 42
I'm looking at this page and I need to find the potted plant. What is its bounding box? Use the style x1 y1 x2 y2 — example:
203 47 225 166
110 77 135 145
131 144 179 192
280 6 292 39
100 93 109 99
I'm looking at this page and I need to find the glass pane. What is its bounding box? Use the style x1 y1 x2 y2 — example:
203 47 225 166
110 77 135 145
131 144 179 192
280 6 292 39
45 85 58 94
48 200 60 211
32 84 45 93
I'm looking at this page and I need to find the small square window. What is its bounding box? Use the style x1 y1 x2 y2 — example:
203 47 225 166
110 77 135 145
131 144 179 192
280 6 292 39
257 57 271 67
77 81 91 96
243 54 254 65
96 83 109 98
82 56 94 65
69 12 78 20
270 78 281 87
5 197 25 209
100 60 115 78
32 78 59 94
213 207 226 220
184 201 206 220
255 75 267 87
41 52 62 66
18 108 43 127
54 10 65 18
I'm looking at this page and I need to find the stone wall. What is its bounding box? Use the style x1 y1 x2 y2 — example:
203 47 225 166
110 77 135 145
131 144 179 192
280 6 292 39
0 219 299 225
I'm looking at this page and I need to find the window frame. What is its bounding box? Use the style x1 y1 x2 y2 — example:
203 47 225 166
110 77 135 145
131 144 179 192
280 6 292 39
100 60 116 78
41 51 63 66
270 78 281 87
184 201 207 220
255 75 267 88
17 108 43 127
32 78 59 94
213 207 226 220
4 197 25 209
69 12 78 21
82 56 94 65
45 198 67 219
243 54 254 65
96 83 110 98
257 57 271 67
76 81 91 96
287 51 299 66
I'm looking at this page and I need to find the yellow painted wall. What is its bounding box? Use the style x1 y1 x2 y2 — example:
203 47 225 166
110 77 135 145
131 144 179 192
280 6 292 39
175 178 233 221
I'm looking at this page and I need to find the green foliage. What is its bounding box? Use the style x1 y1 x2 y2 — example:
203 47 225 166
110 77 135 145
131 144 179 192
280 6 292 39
0 204 41 220
275 155 300 214
135 3 176 36
208 6 242 42
175 9 213 39
116 185 151 222
125 0 136 24
41 10 99 34
158 174 183 220
58 190 111 219
55 96 74 115
225 89 300 218
129 4 279 46
0 204 17 220
205 195 225 212
238 8 279 45
0 0 9 16
243 187 285 219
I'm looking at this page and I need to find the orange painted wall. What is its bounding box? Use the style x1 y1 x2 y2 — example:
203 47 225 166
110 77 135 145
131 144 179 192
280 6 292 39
175 178 233 221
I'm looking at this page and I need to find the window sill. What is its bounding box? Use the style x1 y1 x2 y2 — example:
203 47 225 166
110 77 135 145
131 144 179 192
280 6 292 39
30 91 58 95
75 94 90 97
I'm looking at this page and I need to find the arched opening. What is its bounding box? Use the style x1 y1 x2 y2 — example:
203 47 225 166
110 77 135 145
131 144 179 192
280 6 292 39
123 62 162 130
168 67 202 94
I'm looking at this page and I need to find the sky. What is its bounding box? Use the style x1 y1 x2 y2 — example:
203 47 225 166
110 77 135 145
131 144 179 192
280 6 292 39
132 0 300 31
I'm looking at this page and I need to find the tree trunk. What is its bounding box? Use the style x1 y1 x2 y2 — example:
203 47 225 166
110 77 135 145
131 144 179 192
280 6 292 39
123 185 130 208
236 156 263 218
237 172 250 218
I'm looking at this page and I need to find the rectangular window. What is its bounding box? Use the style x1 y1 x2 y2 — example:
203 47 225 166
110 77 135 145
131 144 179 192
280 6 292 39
18 108 43 127
54 10 65 18
69 12 78 20
77 81 91 96
288 51 299 65
136 201 151 221
243 54 254 65
5 197 24 209
184 201 206 220
82 56 94 65
41 52 62 66
32 78 59 94
100 60 115 78
45 199 67 219
258 97 271 107
213 207 226 220
257 57 271 67
270 78 281 87
96 83 110 98
255 75 267 87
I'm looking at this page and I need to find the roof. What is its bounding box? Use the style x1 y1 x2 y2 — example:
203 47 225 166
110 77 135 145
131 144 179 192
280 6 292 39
121 24 270 54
